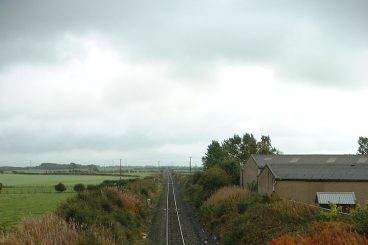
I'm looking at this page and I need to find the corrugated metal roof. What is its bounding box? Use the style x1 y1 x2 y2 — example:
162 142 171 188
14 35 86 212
267 163 368 181
316 192 356 205
252 154 368 168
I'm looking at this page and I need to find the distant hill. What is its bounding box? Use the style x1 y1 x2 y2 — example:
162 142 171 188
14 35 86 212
0 162 100 171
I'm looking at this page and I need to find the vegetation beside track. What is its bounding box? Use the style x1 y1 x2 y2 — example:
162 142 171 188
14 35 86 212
0 173 154 229
0 175 162 244
178 171 368 245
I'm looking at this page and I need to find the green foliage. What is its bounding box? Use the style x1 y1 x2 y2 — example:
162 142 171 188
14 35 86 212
140 188 148 197
57 187 147 244
197 167 231 194
202 140 225 169
73 183 85 192
317 202 343 221
54 182 66 192
358 136 368 154
256 135 280 154
202 133 280 185
352 205 368 234
86 184 98 191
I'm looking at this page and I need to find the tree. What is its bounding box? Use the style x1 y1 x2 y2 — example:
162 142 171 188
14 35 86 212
73 183 85 192
242 133 258 160
198 167 231 193
257 135 280 154
202 140 226 169
55 182 67 192
69 162 77 173
202 133 280 185
0 182 2 193
358 137 368 155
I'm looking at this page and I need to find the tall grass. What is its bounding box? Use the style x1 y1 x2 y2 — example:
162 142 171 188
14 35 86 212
105 187 140 214
271 199 319 221
204 186 248 205
271 221 368 245
0 214 79 245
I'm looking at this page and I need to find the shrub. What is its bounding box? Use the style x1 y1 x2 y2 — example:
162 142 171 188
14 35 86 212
54 182 66 192
352 207 368 235
222 207 286 245
271 221 368 245
271 199 319 222
86 184 98 191
116 179 128 187
205 186 247 205
316 202 344 221
57 187 146 244
198 167 231 194
140 188 148 197
73 183 85 192
100 180 116 187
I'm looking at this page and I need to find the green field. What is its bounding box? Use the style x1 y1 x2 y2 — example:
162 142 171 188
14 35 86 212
0 192 75 229
0 173 153 230
0 174 130 187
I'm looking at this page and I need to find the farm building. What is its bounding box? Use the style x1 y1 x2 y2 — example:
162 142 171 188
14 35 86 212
240 154 368 205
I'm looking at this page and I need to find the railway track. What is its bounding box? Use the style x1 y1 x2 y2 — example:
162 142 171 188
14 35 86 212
166 171 186 245
149 170 215 245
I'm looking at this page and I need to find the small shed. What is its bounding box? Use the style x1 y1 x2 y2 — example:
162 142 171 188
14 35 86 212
316 192 356 210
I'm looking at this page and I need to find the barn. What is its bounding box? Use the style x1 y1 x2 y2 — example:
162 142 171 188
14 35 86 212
240 154 368 205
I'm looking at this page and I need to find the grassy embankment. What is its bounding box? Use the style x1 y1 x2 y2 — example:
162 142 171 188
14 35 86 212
0 173 153 229
0 174 162 244
178 170 368 245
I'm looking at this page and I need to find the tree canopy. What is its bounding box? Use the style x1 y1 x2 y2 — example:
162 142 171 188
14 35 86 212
358 136 368 155
202 133 280 184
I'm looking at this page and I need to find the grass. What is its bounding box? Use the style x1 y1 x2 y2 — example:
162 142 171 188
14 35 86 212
0 214 82 245
205 186 247 204
0 173 154 230
0 192 74 229
0 174 137 187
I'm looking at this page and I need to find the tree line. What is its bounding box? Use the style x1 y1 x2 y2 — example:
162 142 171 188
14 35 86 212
202 133 280 184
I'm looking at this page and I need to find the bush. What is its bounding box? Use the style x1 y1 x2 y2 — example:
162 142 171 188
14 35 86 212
73 183 85 192
87 184 98 191
271 221 368 245
57 187 145 244
197 167 231 198
140 188 148 197
316 202 344 221
222 207 286 245
352 207 368 235
54 182 67 192
205 186 247 205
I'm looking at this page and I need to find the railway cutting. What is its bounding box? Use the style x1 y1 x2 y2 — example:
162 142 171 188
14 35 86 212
150 170 215 245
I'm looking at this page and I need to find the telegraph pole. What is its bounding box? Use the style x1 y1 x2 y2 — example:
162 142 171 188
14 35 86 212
120 159 122 180
189 156 192 173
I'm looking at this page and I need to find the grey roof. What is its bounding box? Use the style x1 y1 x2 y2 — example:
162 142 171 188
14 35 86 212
266 163 368 181
251 154 368 168
316 192 356 205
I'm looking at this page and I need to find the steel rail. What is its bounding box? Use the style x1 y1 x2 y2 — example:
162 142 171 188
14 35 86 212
166 171 169 245
165 171 186 245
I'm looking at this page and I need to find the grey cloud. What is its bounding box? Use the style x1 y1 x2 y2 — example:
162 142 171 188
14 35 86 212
1 0 368 86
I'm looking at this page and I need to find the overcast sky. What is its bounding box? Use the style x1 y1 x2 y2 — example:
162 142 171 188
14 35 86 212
0 0 367 166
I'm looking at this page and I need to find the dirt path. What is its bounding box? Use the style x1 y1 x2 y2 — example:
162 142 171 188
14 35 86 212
149 171 215 245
